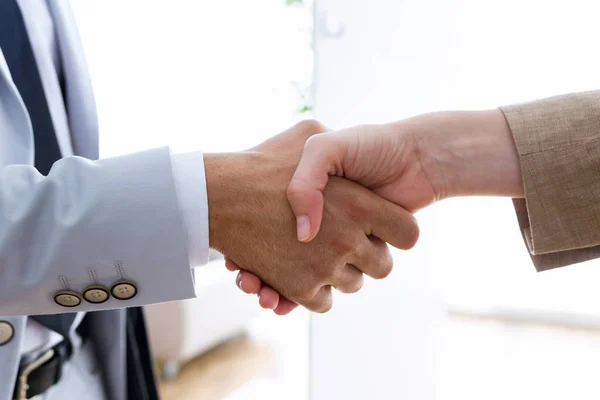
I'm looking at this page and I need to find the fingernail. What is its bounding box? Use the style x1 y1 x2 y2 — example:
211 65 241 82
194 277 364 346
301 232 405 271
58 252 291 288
236 275 243 290
297 215 310 241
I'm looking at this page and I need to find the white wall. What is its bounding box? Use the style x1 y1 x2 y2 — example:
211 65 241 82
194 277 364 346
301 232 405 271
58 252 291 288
312 0 600 399
70 0 313 157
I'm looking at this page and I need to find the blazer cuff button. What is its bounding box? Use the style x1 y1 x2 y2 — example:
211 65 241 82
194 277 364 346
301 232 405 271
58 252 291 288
0 321 14 345
83 285 110 304
110 280 137 300
54 290 82 307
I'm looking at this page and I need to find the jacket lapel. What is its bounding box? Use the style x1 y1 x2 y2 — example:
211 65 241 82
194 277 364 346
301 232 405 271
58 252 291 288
46 0 99 160
0 47 34 167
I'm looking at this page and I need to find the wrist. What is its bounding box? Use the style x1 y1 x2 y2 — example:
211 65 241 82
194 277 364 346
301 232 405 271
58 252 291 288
204 152 251 252
204 151 294 252
408 109 524 199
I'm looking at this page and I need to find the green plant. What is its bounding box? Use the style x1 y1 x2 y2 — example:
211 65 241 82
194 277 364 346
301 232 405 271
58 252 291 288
285 0 313 114
291 80 313 114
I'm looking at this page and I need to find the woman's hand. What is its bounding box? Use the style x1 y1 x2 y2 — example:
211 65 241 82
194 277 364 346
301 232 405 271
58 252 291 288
230 110 522 315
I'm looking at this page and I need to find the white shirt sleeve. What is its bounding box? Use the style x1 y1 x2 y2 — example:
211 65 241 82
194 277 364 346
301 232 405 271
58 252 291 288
170 152 210 268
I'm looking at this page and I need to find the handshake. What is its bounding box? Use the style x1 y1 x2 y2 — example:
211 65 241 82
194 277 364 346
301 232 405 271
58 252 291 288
207 111 523 314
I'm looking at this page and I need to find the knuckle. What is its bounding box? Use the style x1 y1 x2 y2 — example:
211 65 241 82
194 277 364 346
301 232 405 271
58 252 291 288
314 268 331 283
381 212 421 250
331 237 360 258
406 217 421 249
316 302 333 314
345 195 370 220
353 274 365 292
286 181 306 200
291 281 321 304
342 274 364 294
296 119 327 134
399 215 420 250
289 287 311 303
305 286 333 313
372 253 394 280
314 261 341 283
312 298 333 314
303 134 327 153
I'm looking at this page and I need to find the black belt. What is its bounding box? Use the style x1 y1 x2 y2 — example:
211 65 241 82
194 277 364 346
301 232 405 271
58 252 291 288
13 318 90 399
13 339 71 400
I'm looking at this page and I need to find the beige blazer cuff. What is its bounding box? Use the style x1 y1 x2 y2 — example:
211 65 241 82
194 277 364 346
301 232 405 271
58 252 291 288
500 91 600 271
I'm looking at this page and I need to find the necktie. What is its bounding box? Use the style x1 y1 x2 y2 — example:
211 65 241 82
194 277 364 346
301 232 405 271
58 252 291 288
0 0 76 335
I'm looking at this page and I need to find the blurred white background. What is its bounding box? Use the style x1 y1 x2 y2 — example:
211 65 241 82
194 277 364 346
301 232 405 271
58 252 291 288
312 1 600 399
71 0 313 157
69 0 600 399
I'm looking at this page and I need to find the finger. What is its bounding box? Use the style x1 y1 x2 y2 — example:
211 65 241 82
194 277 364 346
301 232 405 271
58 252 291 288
258 286 280 310
236 271 262 294
302 285 333 313
350 237 394 280
273 297 299 316
287 133 347 243
251 119 330 152
225 258 240 271
363 192 420 250
332 264 364 294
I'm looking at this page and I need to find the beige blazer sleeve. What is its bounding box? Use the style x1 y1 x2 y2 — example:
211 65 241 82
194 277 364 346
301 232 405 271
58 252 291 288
499 91 600 271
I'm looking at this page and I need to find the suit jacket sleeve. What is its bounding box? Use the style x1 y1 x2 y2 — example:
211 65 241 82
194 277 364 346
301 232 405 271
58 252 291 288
0 147 198 315
499 91 600 271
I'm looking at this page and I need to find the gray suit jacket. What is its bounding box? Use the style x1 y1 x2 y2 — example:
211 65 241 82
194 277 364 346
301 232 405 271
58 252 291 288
0 1 198 399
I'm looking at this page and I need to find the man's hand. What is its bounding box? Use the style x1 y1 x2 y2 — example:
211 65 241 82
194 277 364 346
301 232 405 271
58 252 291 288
231 111 524 314
206 121 419 313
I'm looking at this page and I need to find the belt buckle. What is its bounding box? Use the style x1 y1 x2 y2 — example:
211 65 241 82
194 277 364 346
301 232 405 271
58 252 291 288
17 349 55 400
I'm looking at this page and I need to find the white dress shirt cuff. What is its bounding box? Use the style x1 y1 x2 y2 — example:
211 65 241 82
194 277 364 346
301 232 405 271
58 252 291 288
170 152 210 267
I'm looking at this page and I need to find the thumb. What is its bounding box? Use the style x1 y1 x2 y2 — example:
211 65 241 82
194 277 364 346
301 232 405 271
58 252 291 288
287 133 346 242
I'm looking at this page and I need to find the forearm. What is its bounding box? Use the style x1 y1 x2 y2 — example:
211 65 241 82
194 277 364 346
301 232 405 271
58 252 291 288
0 148 196 315
399 92 600 268
397 109 523 199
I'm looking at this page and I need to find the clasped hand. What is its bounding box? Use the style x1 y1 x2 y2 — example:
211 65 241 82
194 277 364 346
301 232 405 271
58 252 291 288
220 110 522 314
206 120 419 314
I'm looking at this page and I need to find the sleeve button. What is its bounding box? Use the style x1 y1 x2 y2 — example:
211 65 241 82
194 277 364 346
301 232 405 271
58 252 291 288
0 321 14 345
83 285 110 304
110 280 137 300
54 290 82 307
